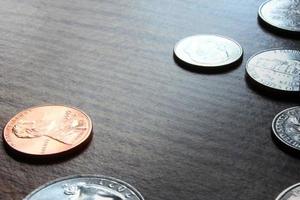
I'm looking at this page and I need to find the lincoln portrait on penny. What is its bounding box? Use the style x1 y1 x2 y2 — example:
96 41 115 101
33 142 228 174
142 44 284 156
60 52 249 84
12 111 86 145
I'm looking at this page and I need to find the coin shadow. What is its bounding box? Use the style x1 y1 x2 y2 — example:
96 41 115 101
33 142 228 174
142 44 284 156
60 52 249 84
257 16 300 40
3 131 93 165
173 53 243 74
271 129 300 159
245 74 300 103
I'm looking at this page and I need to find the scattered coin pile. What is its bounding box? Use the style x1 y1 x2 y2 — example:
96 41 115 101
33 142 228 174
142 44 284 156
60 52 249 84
1 0 299 199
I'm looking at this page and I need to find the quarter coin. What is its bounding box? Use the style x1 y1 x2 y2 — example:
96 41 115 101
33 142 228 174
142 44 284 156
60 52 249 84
275 183 300 200
258 0 300 33
272 106 300 151
23 175 144 200
246 49 300 92
174 34 243 68
3 105 92 156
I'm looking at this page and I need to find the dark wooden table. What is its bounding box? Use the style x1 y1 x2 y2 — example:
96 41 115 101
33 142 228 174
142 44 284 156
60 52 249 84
0 0 299 199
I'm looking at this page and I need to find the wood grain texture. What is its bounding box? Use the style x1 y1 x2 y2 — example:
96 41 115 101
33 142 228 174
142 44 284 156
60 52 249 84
0 0 299 199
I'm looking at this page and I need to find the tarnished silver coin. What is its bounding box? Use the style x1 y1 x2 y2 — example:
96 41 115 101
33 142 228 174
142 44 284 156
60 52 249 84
174 35 243 67
272 107 300 151
246 49 300 92
258 0 300 33
23 175 144 200
276 183 300 200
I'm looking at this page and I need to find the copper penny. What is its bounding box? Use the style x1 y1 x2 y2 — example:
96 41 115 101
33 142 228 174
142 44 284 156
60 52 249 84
3 105 92 156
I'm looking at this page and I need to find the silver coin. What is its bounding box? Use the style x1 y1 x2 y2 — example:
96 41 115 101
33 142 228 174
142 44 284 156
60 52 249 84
246 49 300 92
272 107 300 151
258 0 300 33
23 175 144 200
173 35 243 67
276 183 300 200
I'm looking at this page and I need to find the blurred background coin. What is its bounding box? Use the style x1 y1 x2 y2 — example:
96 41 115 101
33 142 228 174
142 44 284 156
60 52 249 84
3 105 92 157
23 175 144 200
258 0 300 33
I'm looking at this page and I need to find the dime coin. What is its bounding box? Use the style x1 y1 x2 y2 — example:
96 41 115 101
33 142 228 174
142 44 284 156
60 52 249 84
246 49 300 92
258 0 300 33
3 105 92 156
23 175 144 200
275 183 300 200
272 106 300 151
173 34 243 68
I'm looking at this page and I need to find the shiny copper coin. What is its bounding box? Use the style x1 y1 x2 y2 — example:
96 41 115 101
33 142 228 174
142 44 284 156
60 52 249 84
3 105 92 156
